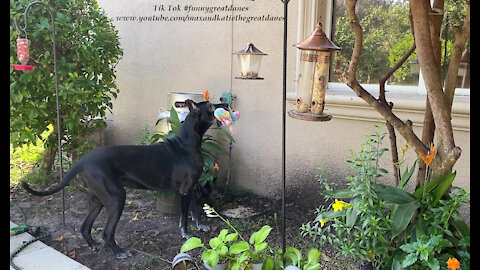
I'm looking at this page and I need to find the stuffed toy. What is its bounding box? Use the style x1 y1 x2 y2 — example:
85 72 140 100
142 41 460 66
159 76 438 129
214 108 240 136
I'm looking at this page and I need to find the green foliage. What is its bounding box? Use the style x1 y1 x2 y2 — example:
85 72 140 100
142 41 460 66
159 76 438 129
10 125 53 186
154 107 231 189
181 205 275 270
282 247 321 270
388 33 417 83
10 0 123 162
300 124 470 269
333 2 411 83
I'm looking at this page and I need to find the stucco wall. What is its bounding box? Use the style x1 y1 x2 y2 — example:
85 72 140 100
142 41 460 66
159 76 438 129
96 0 470 199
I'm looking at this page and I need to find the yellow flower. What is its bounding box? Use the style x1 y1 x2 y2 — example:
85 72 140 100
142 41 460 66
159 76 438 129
446 258 460 270
417 143 436 166
332 199 351 212
127 201 132 205
320 219 329 227
400 141 410 155
132 213 138 221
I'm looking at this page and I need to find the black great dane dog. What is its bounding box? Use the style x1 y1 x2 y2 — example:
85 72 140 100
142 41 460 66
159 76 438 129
22 100 226 259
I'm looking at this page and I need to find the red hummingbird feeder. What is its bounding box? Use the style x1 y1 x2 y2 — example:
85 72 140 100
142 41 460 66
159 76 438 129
11 37 36 71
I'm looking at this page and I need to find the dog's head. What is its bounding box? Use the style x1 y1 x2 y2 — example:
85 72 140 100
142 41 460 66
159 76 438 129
185 99 229 128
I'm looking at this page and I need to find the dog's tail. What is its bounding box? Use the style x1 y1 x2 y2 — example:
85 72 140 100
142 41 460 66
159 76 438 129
21 161 83 196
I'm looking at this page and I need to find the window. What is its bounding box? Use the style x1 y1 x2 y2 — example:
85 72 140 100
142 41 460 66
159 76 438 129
325 0 469 96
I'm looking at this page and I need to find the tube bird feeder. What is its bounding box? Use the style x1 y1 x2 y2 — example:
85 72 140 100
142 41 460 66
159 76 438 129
288 23 340 121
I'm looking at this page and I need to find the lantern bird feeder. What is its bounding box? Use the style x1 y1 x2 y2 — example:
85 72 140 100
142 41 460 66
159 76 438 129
233 43 267 80
288 22 340 121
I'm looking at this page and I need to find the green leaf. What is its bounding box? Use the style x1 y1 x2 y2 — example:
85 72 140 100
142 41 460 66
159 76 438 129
375 184 417 204
217 229 229 242
313 210 345 223
392 200 420 238
229 241 250 255
261 256 275 270
346 207 359 228
252 225 272 245
450 220 470 238
255 242 268 252
181 237 204 253
321 189 354 199
426 257 440 270
306 248 321 264
202 249 220 268
412 173 447 198
432 172 456 206
284 247 302 267
202 141 227 155
168 107 182 132
391 250 406 270
225 233 238 242
398 160 418 189
210 237 222 249
401 253 418 268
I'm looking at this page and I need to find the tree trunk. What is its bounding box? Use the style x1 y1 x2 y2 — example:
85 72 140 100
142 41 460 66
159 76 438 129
40 130 58 176
409 0 462 179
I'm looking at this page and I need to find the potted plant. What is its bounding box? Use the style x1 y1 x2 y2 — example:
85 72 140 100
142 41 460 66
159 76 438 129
180 204 275 270
277 247 321 270
181 228 238 270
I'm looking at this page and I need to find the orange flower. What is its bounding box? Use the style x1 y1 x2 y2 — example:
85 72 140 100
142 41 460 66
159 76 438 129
417 143 436 166
203 90 210 101
214 163 220 170
446 257 460 270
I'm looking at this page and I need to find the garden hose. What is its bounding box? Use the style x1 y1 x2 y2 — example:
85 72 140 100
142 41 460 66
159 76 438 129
10 202 50 270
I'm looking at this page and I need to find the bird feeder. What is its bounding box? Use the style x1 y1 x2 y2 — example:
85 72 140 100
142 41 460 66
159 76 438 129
11 37 36 71
289 23 340 121
233 43 267 80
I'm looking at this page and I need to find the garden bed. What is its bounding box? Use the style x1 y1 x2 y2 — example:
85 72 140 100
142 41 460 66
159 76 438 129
10 178 356 270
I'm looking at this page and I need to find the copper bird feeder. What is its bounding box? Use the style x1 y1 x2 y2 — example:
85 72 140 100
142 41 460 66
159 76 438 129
289 22 340 121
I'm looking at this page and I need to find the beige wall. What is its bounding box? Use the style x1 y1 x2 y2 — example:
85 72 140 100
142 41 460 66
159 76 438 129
97 0 470 198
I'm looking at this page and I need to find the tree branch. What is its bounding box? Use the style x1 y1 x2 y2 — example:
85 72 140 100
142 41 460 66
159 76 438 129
444 2 470 118
345 0 428 156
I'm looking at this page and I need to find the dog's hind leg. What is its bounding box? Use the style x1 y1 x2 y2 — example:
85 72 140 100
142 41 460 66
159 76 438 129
99 187 132 259
80 194 104 251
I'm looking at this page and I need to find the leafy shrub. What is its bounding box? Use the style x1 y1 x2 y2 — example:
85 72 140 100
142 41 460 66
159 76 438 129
301 124 470 269
10 0 123 170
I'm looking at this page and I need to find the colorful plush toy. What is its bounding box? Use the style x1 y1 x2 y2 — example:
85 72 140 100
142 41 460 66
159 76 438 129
214 108 240 136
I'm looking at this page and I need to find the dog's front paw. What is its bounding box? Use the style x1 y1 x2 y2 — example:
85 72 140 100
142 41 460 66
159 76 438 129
115 249 132 259
181 229 193 239
197 224 210 232
89 243 103 252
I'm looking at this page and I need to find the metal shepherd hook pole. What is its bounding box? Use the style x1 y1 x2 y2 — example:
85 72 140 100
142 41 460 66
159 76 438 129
280 0 289 258
15 1 66 226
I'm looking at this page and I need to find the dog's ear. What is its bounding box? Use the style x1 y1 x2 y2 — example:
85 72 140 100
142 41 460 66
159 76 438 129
185 99 199 113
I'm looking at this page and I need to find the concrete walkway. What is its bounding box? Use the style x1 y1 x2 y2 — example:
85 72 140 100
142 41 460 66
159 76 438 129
10 221 90 270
